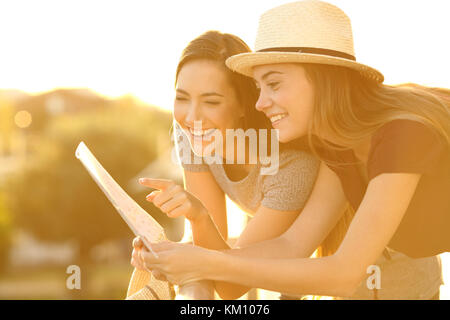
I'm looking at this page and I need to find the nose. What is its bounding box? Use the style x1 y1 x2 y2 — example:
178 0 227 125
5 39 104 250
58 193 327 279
184 101 202 127
255 88 272 112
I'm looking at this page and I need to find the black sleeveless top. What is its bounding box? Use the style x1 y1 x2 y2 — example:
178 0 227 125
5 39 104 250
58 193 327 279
317 120 450 258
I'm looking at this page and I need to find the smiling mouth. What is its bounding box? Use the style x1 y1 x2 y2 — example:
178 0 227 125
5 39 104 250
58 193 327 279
187 127 216 139
269 113 288 124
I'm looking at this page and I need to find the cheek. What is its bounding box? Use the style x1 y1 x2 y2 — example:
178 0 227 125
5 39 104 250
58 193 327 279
228 101 245 126
293 102 313 124
173 104 186 124
287 83 314 119
280 94 314 140
227 112 242 128
210 106 241 130
288 104 313 138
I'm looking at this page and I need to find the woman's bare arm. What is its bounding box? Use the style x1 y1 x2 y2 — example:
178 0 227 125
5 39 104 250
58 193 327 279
204 173 421 297
214 162 347 298
183 170 229 246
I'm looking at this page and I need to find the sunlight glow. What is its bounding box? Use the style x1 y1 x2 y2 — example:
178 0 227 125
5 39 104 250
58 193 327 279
1 0 449 299
0 0 448 111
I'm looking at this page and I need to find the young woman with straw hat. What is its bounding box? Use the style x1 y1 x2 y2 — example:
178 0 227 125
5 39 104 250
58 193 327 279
137 1 449 299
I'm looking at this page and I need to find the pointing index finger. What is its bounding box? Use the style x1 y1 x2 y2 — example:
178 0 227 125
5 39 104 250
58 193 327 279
139 178 174 190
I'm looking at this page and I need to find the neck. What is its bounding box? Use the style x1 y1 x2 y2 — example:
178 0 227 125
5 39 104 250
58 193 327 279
221 139 256 168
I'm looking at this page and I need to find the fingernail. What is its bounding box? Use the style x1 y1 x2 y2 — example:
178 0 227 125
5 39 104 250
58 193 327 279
139 178 145 183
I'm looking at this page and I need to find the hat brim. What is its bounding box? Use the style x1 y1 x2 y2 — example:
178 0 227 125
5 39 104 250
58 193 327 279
226 52 384 83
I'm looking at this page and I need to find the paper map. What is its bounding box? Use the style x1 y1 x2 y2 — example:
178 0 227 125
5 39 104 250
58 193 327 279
75 141 165 257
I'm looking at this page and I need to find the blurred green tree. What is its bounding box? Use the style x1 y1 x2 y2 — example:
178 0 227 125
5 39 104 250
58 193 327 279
7 100 181 264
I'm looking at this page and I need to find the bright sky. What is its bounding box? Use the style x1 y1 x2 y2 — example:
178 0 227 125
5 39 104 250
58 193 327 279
0 0 449 111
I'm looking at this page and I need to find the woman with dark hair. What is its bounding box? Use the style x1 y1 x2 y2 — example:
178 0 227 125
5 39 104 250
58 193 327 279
127 30 320 300
138 1 448 300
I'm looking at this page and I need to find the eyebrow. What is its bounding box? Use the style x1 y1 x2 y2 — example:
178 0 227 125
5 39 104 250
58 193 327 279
176 89 224 98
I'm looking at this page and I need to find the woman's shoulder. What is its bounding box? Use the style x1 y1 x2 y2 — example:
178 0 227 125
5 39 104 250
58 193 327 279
368 119 449 178
259 147 320 211
371 118 447 152
277 147 319 167
373 119 444 144
261 147 320 179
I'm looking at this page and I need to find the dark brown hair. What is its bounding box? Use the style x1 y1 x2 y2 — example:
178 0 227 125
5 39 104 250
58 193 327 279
175 30 272 133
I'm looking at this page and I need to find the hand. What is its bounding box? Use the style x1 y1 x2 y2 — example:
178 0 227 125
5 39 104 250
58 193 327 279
130 236 167 281
139 178 207 222
130 236 147 271
141 241 216 286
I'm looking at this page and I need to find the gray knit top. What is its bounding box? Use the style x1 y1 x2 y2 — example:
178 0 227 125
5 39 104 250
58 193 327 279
175 126 320 214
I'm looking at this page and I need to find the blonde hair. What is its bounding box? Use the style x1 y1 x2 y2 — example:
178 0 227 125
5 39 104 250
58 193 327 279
304 64 450 256
303 64 450 162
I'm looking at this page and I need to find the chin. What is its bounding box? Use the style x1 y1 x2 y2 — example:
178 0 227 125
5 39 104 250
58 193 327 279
276 130 295 143
191 140 216 158
276 135 289 143
280 126 309 143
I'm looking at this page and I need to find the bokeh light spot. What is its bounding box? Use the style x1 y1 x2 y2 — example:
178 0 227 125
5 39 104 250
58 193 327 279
14 110 32 129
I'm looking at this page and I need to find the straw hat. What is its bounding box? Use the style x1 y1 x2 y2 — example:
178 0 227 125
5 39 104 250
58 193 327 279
226 0 384 83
